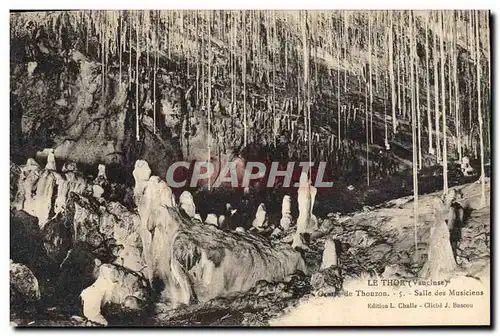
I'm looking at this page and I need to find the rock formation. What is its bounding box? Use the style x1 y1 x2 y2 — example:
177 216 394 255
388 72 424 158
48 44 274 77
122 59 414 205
62 161 78 173
11 157 307 320
45 149 57 171
179 191 196 218
292 172 318 249
80 263 150 326
280 195 293 230
309 236 343 297
218 215 226 227
93 184 105 199
14 157 90 228
419 195 458 278
252 203 269 232
205 213 218 226
94 164 108 185
10 260 41 305
132 160 152 204
132 163 306 308
461 156 474 176
320 236 338 270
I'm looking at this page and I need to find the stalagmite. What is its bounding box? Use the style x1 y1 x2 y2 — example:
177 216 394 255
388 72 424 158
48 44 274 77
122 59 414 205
280 195 293 230
419 195 458 279
205 213 218 226
320 236 338 270
94 164 108 185
461 156 474 176
132 160 152 203
179 190 196 218
194 213 202 221
310 235 342 296
45 149 57 171
292 172 317 249
13 159 39 214
218 215 225 227
252 203 269 232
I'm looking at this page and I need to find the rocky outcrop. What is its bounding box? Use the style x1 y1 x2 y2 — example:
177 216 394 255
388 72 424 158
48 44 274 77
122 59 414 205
419 194 458 278
310 266 342 297
81 263 150 326
10 261 41 305
205 213 218 226
13 160 145 271
310 236 343 297
152 271 312 326
54 248 102 305
13 158 89 229
10 209 56 278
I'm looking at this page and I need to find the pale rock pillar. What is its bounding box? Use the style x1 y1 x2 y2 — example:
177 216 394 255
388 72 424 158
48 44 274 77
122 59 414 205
280 195 293 230
133 160 152 204
179 191 196 218
252 203 268 232
45 150 57 171
292 172 318 249
320 236 338 270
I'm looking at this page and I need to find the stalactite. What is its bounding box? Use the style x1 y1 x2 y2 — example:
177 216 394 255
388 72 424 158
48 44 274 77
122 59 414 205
425 14 433 154
343 12 347 93
466 15 472 152
446 14 453 164
101 12 105 101
453 12 462 161
135 11 140 142
368 14 373 143
302 11 312 172
118 12 123 85
433 16 441 161
153 10 158 135
416 52 422 169
409 10 419 260
440 11 448 195
396 14 401 117
337 16 341 149
389 11 396 134
272 11 277 146
374 11 379 93
195 12 200 105
128 15 132 89
401 14 407 121
475 10 486 206
207 10 212 191
242 11 248 147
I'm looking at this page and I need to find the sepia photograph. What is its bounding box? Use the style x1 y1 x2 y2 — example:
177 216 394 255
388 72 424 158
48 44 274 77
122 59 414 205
9 9 491 327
